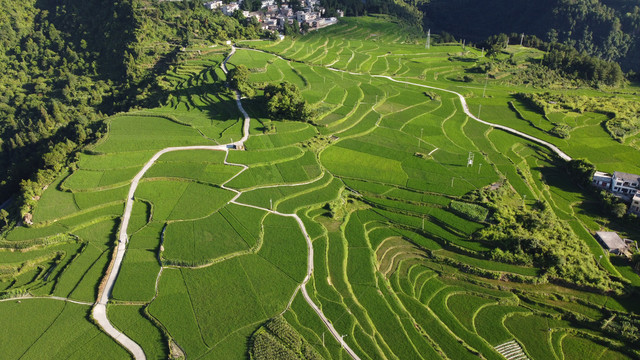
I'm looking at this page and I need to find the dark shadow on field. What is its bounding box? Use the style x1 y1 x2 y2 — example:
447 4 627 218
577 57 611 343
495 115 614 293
169 83 241 121
97 219 121 300
166 67 249 123
449 56 478 63
533 157 580 197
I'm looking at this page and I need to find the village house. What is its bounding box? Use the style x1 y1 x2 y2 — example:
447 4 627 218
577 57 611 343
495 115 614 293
592 171 612 189
630 194 640 214
266 4 279 14
611 171 640 195
296 10 316 23
261 0 275 8
280 5 293 17
221 3 240 16
592 170 640 215
204 0 223 10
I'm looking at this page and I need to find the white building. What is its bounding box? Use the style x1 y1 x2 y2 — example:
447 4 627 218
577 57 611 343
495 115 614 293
296 10 309 22
592 170 640 215
204 1 223 10
247 12 262 20
261 0 275 8
264 18 278 26
592 171 612 189
222 3 240 16
280 6 293 17
611 171 640 195
266 4 278 13
630 193 640 215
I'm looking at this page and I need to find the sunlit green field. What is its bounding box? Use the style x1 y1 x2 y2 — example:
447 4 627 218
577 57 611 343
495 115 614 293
1 15 639 360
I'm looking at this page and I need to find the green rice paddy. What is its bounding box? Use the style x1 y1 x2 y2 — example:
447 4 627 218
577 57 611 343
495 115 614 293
1 15 639 360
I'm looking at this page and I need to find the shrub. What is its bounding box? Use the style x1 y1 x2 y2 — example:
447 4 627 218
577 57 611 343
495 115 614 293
450 201 488 222
550 124 571 138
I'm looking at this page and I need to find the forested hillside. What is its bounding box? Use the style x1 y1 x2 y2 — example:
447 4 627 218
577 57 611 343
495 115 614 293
422 0 640 71
328 0 640 71
0 0 259 212
0 0 114 204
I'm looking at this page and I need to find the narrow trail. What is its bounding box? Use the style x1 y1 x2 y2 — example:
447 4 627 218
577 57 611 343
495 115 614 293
372 75 572 161
94 45 360 360
334 68 573 161
0 295 93 306
93 145 227 360
222 46 251 147
236 44 571 161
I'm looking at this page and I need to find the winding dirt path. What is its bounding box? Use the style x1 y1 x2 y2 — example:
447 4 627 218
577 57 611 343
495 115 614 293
329 66 573 161
92 145 228 360
94 46 360 360
92 42 575 360
236 44 571 161
372 75 572 161
0 295 93 306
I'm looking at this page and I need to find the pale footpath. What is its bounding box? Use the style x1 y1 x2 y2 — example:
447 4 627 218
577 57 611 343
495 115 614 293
92 44 573 360
93 46 360 360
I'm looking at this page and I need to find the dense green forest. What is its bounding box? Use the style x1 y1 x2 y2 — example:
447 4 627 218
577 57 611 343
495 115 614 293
0 0 261 212
421 0 640 71
327 0 640 72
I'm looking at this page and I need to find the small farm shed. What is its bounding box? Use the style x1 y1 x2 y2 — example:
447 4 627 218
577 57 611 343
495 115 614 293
595 231 629 255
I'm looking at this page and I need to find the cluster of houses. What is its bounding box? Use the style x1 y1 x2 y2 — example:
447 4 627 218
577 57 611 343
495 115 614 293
592 170 640 256
204 0 342 33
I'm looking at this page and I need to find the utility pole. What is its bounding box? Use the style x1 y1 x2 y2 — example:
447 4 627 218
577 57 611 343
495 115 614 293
426 29 431 49
451 177 454 187
270 198 273 210
478 163 482 174
462 39 466 51
482 74 488 98
520 33 524 46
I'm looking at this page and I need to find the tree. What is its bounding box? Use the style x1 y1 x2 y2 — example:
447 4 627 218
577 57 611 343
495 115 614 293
0 209 8 229
612 202 627 218
567 158 595 187
485 44 501 59
263 81 314 122
228 65 255 97
632 252 640 272
290 0 303 12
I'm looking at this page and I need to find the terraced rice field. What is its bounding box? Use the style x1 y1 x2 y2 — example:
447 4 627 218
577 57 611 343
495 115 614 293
1 15 638 360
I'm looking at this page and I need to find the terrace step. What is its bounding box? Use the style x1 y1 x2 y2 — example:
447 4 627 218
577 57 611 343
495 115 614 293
494 340 529 360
